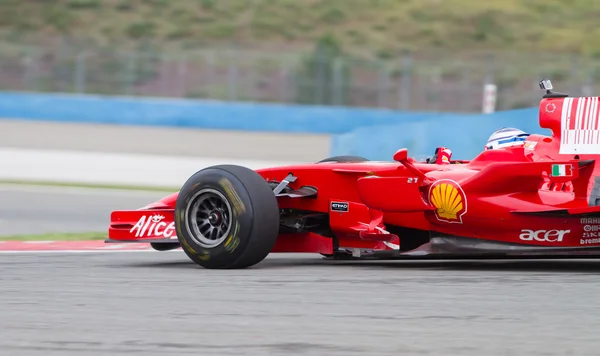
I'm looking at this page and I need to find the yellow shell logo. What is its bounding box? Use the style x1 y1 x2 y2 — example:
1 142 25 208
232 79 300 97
428 179 467 223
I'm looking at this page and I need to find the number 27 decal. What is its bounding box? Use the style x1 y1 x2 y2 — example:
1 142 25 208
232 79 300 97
407 177 419 184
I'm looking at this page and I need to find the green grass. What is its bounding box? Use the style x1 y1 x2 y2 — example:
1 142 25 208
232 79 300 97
0 232 107 241
2 0 600 58
0 179 177 193
0 181 166 241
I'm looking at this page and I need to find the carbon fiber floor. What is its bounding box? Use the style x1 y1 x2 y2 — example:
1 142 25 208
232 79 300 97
2 252 600 356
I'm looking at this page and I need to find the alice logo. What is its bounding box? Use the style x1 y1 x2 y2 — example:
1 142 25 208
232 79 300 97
428 179 467 223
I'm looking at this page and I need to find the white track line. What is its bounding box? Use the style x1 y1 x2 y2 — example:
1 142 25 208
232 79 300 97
0 249 179 254
0 183 172 197
0 147 300 188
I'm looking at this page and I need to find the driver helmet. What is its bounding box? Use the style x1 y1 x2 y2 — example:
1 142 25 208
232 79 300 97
485 127 530 150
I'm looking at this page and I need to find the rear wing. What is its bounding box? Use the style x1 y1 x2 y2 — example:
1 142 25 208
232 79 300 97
538 79 600 155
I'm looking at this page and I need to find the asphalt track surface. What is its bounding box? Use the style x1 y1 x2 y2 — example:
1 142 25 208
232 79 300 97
3 251 600 356
0 184 168 236
2 185 600 355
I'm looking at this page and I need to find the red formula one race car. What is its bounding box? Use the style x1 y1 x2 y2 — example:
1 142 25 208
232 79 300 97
107 79 600 268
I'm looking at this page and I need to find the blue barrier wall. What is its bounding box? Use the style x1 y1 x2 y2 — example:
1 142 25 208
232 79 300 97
330 107 547 160
0 91 446 134
0 91 544 159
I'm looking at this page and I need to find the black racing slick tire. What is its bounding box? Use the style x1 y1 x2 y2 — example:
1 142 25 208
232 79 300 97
174 165 280 269
317 155 369 163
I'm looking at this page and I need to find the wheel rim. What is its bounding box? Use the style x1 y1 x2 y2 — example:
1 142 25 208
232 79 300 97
184 188 233 248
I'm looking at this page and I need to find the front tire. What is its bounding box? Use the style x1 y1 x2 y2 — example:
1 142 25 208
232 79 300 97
174 165 280 269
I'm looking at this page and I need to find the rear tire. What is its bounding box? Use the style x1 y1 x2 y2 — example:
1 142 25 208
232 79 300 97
318 155 369 163
174 165 280 269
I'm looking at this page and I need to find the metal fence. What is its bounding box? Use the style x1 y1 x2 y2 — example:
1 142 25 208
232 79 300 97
1 35 599 113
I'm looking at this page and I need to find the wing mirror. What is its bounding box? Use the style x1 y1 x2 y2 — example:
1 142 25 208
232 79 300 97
393 148 408 162
393 148 431 183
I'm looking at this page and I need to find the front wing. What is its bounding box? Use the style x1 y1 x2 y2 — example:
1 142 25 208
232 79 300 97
107 209 397 255
108 209 178 242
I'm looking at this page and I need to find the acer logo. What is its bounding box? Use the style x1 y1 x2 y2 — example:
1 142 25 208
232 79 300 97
519 229 570 242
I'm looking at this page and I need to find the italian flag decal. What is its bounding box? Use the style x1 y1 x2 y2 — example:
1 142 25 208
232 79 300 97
551 164 573 177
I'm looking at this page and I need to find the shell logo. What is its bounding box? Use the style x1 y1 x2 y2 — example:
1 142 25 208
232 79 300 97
428 179 467 223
